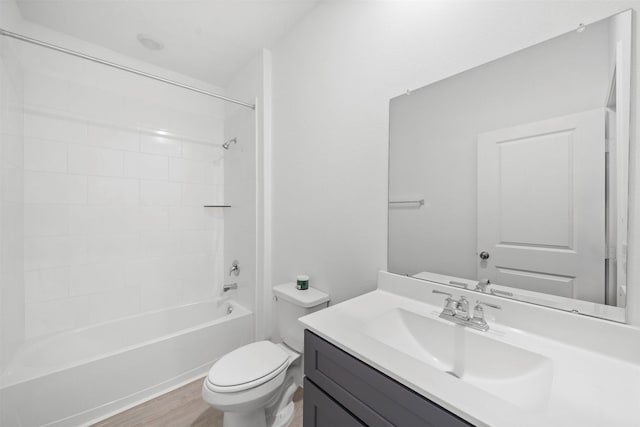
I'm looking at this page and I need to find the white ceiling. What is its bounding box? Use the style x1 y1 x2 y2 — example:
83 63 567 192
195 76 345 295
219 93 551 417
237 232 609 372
16 0 319 86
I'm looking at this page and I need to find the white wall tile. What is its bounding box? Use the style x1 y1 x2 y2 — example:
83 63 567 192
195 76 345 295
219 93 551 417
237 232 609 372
169 111 223 142
140 134 181 156
24 267 70 303
138 231 180 258
25 299 74 338
87 176 139 205
139 280 183 312
86 287 139 324
135 100 171 131
25 296 91 338
24 137 67 173
125 258 173 290
167 110 200 139
169 207 208 231
24 171 87 204
21 38 226 335
87 124 139 152
169 157 205 183
24 112 87 144
204 163 222 186
182 184 215 206
69 262 125 296
67 205 89 235
24 204 69 236
178 230 214 256
182 141 219 161
4 133 24 168
81 87 130 126
3 165 24 204
179 256 217 303
124 152 168 180
24 235 87 270
24 71 72 112
140 180 181 206
87 233 139 262
69 205 137 235
68 145 124 177
134 207 169 231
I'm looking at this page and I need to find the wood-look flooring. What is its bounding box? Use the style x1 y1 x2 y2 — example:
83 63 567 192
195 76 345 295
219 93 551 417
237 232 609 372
92 377 304 427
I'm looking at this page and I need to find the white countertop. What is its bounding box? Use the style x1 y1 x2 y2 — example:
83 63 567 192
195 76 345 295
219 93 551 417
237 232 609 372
299 272 640 427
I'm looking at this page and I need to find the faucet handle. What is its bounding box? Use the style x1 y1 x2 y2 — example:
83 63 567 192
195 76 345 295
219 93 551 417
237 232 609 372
470 300 501 331
475 300 501 310
229 260 240 276
432 290 456 316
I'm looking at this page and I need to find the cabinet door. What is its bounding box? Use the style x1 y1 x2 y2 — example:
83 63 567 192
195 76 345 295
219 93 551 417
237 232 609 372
303 378 365 427
305 330 472 427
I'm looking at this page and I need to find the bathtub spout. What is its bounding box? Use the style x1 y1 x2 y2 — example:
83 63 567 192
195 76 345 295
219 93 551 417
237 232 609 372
223 283 238 293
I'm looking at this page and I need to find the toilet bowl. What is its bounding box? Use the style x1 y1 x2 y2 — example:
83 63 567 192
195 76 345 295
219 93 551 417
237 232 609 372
202 341 300 427
202 283 329 427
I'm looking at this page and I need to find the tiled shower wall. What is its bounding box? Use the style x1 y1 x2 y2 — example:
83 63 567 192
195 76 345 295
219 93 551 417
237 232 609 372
0 36 25 371
20 41 225 339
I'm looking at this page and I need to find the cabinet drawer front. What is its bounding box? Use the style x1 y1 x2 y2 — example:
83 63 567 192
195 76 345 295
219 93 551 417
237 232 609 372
303 378 365 427
304 330 473 427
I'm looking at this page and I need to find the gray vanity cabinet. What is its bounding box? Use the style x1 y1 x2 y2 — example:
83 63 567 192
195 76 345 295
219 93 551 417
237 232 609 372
303 330 473 427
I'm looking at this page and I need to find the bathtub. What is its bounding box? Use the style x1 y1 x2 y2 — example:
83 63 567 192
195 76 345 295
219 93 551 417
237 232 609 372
0 298 253 427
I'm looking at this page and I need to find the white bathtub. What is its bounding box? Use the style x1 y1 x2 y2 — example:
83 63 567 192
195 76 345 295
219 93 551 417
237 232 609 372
0 298 253 427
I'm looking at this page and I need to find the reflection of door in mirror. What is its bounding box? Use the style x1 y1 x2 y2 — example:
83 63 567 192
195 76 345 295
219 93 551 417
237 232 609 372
387 10 632 322
477 110 605 303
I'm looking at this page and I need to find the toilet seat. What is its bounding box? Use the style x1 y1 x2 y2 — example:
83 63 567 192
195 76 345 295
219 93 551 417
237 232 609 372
206 341 290 393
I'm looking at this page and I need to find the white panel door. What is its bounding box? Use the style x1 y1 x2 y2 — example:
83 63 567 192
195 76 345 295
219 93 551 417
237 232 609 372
477 109 605 303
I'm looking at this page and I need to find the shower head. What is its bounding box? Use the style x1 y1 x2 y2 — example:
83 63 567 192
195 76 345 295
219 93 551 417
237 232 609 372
222 137 237 150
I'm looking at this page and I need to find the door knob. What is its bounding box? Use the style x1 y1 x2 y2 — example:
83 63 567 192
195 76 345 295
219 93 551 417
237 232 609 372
479 251 490 260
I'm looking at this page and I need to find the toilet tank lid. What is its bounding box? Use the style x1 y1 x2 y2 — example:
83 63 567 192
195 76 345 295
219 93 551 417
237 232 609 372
273 282 330 308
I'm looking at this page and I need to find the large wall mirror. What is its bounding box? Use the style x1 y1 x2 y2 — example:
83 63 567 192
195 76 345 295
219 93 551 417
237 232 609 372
388 10 632 322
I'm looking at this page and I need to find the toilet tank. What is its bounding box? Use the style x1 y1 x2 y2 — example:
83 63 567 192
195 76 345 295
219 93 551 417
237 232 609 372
273 283 330 353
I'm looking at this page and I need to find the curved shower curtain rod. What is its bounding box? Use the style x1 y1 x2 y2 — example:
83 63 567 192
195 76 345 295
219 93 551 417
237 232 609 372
0 28 256 110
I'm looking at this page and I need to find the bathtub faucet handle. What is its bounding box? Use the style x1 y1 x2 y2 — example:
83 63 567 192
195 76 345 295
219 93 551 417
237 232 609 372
229 260 240 276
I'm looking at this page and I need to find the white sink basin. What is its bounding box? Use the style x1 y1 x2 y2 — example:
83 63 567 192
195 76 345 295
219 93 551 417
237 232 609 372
362 308 553 409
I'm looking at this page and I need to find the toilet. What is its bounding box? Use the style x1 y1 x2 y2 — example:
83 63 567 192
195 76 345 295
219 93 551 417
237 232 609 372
202 283 330 427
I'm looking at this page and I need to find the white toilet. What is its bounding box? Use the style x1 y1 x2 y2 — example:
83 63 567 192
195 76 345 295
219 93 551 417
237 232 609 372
202 283 329 427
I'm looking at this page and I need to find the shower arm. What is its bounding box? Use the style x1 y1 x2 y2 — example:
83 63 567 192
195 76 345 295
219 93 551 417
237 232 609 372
222 138 237 150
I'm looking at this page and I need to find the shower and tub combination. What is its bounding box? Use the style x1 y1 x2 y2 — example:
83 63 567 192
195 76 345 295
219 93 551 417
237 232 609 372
1 300 252 426
0 22 259 427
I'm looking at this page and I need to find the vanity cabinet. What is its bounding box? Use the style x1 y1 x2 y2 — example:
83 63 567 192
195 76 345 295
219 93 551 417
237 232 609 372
303 330 473 427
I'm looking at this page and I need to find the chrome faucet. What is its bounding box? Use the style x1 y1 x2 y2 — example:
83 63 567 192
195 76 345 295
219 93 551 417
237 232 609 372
229 260 240 276
432 290 457 316
469 301 502 331
474 278 491 293
454 296 470 321
432 290 501 332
